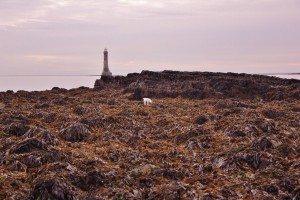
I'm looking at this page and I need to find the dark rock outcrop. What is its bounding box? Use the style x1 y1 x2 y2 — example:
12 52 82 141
29 179 75 200
59 122 91 142
94 70 300 100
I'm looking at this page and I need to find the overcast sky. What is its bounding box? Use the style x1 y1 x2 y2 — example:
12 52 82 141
0 0 300 76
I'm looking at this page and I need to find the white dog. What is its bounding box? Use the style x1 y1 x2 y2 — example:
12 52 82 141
143 98 152 105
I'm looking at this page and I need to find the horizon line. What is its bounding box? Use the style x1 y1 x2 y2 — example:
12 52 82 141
0 72 299 77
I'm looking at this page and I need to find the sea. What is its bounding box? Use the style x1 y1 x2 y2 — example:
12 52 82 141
0 74 299 92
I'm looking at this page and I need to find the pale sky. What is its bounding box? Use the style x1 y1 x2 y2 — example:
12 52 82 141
0 0 300 76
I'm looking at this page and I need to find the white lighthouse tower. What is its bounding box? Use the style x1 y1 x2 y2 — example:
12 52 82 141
102 48 112 76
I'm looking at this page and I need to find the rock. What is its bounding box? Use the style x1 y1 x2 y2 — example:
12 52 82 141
215 99 233 109
0 103 5 109
148 182 188 200
220 188 237 198
130 164 158 177
263 109 285 119
34 103 50 109
73 106 85 115
29 179 75 200
5 123 30 136
195 115 209 125
277 143 294 158
174 128 205 144
9 138 48 154
42 113 56 123
292 188 300 200
130 87 148 101
70 170 106 191
80 116 106 128
95 70 300 100
6 160 27 172
264 184 279 195
59 122 91 142
23 128 59 145
252 137 273 151
224 125 258 137
281 178 296 193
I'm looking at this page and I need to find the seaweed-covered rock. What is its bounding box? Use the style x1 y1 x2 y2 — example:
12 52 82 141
174 128 205 144
29 179 75 200
42 113 57 123
4 123 30 136
264 184 279 195
70 170 106 191
10 138 48 154
80 116 106 128
23 128 59 145
6 160 27 172
252 137 273 151
292 188 300 200
148 182 188 200
263 109 285 119
225 124 259 137
34 103 50 109
195 115 209 125
59 122 91 142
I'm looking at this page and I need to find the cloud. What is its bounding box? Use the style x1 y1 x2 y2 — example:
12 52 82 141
0 0 299 76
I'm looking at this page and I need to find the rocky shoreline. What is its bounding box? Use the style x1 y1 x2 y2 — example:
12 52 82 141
0 71 299 199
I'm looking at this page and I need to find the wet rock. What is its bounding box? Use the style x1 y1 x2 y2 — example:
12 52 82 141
277 143 294 158
34 103 50 109
220 188 237 198
226 129 246 137
51 87 68 92
9 138 48 154
130 164 158 177
59 122 91 142
292 188 300 200
252 137 273 151
264 184 279 195
215 99 232 109
225 152 269 171
148 182 187 200
42 113 56 123
201 193 221 200
281 178 296 193
245 153 269 170
73 106 85 115
6 160 27 172
1 113 30 125
291 106 300 112
80 116 106 128
4 123 30 136
70 170 106 191
130 87 148 101
0 102 5 109
25 149 62 167
162 168 187 180
280 195 292 200
195 115 209 125
22 155 43 167
263 109 285 119
23 128 59 145
255 118 276 133
224 125 258 137
29 179 75 200
174 128 205 144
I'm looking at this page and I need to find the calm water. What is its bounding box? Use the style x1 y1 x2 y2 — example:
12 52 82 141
0 76 98 92
0 74 299 92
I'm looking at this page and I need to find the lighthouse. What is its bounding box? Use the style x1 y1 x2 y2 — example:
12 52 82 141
102 48 112 76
